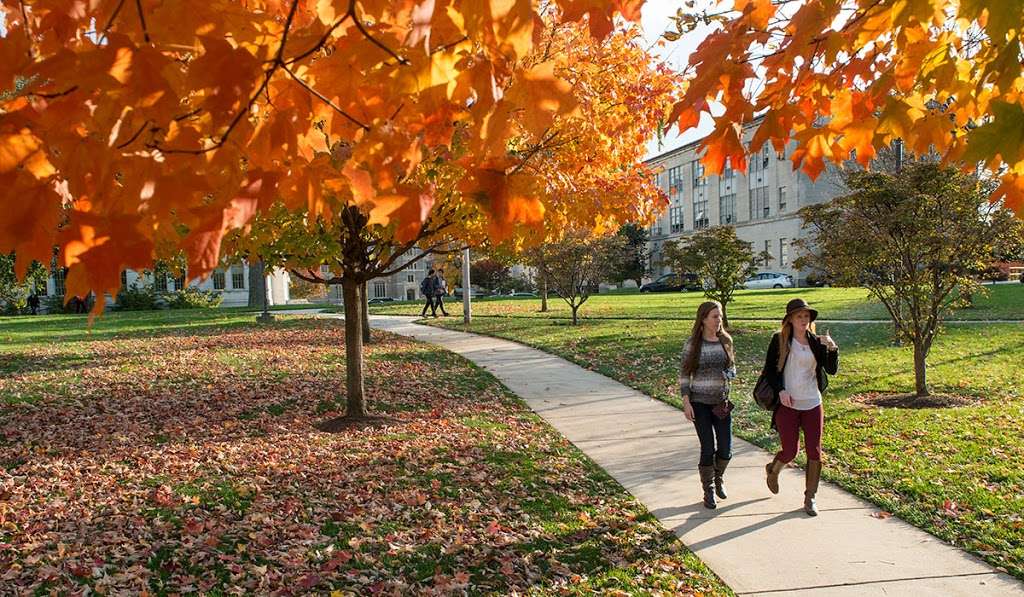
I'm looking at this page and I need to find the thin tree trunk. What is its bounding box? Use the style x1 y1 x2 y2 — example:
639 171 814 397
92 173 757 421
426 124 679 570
571 304 578 325
721 304 730 330
247 260 266 308
342 278 368 417
913 341 929 397
360 281 371 344
539 273 548 312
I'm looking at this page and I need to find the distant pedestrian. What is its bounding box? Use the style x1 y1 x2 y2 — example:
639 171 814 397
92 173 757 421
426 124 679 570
679 300 736 510
27 294 40 315
420 269 437 317
433 268 449 317
761 298 839 516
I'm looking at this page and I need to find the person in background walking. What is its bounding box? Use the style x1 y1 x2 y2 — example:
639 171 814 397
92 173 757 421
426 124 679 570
680 301 737 509
27 294 40 315
433 268 450 317
420 269 437 317
762 298 839 516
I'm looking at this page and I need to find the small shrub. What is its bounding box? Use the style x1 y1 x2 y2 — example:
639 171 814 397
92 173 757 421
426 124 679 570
116 284 160 311
166 286 223 309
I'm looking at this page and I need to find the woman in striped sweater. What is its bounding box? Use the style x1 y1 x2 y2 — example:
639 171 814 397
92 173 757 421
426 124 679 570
680 301 737 509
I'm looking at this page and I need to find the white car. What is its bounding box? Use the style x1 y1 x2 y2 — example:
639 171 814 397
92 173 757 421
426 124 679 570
744 272 794 289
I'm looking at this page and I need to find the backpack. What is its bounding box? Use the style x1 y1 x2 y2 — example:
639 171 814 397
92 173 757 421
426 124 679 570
420 276 433 295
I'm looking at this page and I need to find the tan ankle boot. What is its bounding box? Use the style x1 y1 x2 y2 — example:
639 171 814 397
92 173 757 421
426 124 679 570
765 456 785 494
804 460 822 516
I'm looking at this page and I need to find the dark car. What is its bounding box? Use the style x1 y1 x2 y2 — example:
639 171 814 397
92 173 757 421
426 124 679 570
367 297 396 304
640 273 702 293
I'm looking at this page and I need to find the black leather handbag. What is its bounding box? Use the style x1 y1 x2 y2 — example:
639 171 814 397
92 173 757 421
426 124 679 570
753 372 778 410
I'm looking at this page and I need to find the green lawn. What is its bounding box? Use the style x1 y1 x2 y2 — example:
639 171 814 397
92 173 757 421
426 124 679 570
372 283 1024 321
429 315 1024 580
0 313 730 595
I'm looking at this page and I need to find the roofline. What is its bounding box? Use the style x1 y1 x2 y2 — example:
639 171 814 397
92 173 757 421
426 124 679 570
645 114 768 165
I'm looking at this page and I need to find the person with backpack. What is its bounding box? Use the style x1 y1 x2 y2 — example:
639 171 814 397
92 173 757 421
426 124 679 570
420 269 437 317
679 300 737 509
761 298 839 516
433 268 450 317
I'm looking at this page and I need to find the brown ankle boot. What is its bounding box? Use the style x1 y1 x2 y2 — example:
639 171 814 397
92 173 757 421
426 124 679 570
713 456 730 499
765 457 785 494
698 465 717 509
804 460 822 516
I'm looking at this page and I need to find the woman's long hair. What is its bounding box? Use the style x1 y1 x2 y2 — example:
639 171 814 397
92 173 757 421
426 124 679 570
777 313 817 371
682 301 735 375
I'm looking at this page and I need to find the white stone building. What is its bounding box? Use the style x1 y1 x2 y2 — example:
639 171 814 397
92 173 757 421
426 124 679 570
44 262 290 308
645 123 845 285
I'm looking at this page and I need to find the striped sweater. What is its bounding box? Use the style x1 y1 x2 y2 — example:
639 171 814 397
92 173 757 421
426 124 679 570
679 339 737 405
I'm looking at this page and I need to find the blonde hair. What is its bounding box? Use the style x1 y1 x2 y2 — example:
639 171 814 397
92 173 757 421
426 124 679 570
777 312 817 371
682 301 735 375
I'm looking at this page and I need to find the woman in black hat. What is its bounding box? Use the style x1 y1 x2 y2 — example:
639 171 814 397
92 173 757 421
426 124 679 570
761 298 839 515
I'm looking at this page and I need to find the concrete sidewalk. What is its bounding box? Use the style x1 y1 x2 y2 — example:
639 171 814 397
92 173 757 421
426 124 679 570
361 315 1022 596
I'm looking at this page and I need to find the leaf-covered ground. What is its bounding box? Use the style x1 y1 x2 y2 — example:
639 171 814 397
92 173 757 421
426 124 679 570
0 316 731 596
430 316 1024 580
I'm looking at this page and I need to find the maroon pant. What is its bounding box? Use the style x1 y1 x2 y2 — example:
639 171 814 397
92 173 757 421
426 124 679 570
774 404 823 462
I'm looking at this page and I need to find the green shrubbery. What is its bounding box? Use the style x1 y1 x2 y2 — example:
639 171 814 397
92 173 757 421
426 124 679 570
165 286 223 309
115 284 160 311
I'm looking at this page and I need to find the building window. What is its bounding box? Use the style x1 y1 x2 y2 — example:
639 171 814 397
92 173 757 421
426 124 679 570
668 165 684 196
669 206 684 233
691 160 706 188
778 185 787 212
777 145 786 160
154 273 168 292
173 274 186 291
407 273 415 283
406 288 416 300
120 270 128 289
693 195 709 230
213 270 226 290
52 267 67 296
373 281 387 298
650 223 663 238
750 186 770 220
749 145 771 189
231 265 245 290
780 238 790 266
719 194 736 225
764 240 773 265
718 158 735 196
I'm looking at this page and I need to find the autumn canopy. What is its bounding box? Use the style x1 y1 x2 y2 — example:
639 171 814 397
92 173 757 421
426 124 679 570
4 0 1024 306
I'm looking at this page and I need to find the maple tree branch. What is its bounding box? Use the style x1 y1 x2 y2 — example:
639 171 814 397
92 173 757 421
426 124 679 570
287 13 354 65
134 0 150 43
431 36 469 55
100 0 126 43
349 0 410 66
116 119 152 149
510 129 560 175
282 65 370 131
31 86 79 99
174 107 203 121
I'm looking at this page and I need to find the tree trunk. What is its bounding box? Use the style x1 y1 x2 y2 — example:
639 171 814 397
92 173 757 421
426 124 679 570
571 303 579 325
721 303 730 330
913 341 929 397
247 260 266 308
539 274 549 312
360 281 371 344
342 278 368 417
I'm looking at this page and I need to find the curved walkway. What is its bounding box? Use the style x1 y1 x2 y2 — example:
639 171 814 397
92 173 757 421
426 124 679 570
361 315 1022 596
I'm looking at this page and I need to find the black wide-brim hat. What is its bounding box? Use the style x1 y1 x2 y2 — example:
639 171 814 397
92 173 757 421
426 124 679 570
784 298 818 322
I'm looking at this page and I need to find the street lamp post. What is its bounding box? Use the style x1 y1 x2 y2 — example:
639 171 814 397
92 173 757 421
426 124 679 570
462 247 471 325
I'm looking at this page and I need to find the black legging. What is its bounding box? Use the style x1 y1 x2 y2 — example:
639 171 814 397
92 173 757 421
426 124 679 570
691 401 732 466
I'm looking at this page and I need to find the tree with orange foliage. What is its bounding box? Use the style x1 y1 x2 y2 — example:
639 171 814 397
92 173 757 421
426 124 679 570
0 0 646 312
224 17 676 423
666 0 1024 217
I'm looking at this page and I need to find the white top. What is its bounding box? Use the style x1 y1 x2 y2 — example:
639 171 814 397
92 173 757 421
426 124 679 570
783 340 822 410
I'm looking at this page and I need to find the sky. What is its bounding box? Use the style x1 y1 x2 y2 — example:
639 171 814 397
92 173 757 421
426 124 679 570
639 1 720 160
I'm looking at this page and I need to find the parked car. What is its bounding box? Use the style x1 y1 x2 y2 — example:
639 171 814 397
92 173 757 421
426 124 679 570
506 291 538 298
640 273 702 293
743 272 794 289
367 297 396 304
452 287 484 298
